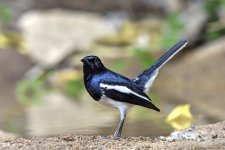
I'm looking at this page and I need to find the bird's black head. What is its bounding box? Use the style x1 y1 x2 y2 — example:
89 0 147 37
81 55 106 73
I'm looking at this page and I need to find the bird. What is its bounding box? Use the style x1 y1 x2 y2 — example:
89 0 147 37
81 40 188 139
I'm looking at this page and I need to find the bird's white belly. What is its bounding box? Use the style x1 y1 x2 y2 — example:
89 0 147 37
99 96 133 111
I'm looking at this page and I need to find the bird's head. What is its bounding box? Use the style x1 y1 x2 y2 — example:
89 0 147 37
81 55 105 73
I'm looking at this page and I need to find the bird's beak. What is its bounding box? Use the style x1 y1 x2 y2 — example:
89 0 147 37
81 58 86 63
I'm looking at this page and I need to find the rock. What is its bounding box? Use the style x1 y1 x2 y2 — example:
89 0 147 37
176 2 208 44
2 0 169 23
153 37 225 121
166 128 208 142
162 1 208 44
159 136 167 141
17 9 116 68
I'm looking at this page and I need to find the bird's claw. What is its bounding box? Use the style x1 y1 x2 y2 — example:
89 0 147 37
113 132 123 140
113 136 122 140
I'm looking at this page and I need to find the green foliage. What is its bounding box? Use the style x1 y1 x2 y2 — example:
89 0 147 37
161 12 184 49
133 94 160 120
3 111 20 133
206 28 225 41
64 79 83 97
111 59 129 72
149 93 160 103
222 0 225 9
0 5 12 23
16 69 83 105
16 79 49 106
204 0 225 41
134 108 153 121
204 0 221 21
133 47 155 69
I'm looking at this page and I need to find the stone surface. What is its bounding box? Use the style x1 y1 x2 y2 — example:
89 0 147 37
166 128 208 142
0 0 168 24
18 9 116 68
178 2 208 43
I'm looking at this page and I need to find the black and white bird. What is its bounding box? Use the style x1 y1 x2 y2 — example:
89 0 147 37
81 40 188 138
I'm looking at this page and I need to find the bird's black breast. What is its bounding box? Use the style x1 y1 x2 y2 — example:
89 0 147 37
84 74 102 101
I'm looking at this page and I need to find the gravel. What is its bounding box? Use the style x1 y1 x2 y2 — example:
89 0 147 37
0 121 224 150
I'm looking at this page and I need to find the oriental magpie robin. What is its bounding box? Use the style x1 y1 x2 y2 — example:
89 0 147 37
81 40 188 138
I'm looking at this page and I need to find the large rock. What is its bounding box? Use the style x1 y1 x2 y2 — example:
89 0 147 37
179 3 208 43
18 10 116 68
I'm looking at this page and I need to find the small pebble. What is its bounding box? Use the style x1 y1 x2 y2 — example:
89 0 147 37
159 136 166 141
212 134 218 139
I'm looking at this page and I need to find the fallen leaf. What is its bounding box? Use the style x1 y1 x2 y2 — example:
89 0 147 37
166 104 193 130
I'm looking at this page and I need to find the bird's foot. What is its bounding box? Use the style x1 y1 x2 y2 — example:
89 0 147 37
113 133 122 140
113 136 123 140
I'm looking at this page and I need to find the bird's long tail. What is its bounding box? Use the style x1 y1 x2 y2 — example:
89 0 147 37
149 40 188 71
133 40 188 92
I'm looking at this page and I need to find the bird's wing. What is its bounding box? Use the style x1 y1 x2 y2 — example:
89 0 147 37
100 81 160 111
133 40 188 93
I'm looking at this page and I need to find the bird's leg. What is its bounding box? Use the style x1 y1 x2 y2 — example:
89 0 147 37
113 109 126 139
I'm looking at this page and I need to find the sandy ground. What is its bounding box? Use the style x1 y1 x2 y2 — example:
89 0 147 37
0 121 224 150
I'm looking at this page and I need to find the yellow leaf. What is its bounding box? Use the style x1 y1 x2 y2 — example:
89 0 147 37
0 33 10 48
0 31 27 53
166 104 193 130
96 21 138 46
120 22 138 41
52 70 82 86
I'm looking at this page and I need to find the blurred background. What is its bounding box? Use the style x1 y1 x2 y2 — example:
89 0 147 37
0 0 225 139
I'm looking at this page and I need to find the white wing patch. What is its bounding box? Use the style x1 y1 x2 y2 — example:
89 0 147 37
144 71 158 93
99 83 150 101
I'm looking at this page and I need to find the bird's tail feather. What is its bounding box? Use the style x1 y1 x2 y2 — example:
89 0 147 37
133 40 188 92
151 40 188 71
147 102 160 112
